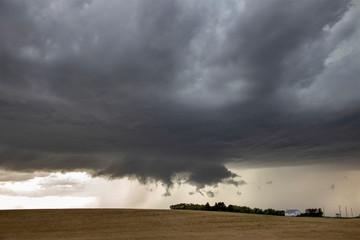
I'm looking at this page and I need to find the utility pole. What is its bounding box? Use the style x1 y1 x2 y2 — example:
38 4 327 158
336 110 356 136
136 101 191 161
351 208 353 218
346 206 348 218
339 205 342 218
323 205 325 217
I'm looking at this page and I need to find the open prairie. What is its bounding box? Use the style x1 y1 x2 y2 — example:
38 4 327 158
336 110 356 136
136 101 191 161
0 209 359 240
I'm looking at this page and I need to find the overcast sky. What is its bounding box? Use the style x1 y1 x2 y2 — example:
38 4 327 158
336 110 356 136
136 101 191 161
0 0 359 213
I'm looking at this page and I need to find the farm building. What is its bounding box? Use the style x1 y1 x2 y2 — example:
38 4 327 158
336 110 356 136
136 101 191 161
285 209 301 217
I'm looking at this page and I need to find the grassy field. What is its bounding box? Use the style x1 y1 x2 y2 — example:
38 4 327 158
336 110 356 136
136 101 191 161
0 209 359 239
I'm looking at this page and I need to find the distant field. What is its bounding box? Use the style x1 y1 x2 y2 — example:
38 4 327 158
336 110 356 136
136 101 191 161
0 209 359 239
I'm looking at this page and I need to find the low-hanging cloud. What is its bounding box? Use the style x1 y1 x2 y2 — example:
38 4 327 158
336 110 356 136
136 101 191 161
0 0 359 189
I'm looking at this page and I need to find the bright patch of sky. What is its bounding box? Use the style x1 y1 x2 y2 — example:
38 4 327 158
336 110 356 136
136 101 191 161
0 168 358 217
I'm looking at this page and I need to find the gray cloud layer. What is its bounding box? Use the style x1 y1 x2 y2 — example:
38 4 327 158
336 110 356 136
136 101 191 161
0 0 359 188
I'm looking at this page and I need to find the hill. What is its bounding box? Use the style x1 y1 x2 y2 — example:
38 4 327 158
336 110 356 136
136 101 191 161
0 209 359 239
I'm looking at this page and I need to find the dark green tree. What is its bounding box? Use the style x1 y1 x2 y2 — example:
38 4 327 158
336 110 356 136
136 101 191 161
227 205 234 212
304 208 323 217
205 202 211 211
217 202 227 211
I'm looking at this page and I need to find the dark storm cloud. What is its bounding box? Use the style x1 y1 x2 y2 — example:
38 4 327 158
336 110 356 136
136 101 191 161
225 1 352 93
0 0 359 188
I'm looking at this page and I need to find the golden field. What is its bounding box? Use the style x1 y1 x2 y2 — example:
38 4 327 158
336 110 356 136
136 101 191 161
0 209 359 239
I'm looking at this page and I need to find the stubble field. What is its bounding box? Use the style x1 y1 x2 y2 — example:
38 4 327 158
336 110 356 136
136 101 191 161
0 209 359 239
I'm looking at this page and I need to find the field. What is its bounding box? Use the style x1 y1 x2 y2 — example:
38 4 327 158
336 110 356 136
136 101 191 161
0 209 359 239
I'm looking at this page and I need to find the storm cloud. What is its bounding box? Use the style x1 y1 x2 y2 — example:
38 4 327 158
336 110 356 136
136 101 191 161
0 0 359 188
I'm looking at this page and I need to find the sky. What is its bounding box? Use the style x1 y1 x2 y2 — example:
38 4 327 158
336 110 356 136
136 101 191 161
0 0 359 216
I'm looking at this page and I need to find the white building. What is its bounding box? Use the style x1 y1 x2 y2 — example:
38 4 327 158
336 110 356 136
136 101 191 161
285 209 301 217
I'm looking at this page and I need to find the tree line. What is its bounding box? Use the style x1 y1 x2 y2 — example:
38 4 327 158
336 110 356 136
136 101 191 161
170 202 285 216
302 208 323 217
170 203 325 217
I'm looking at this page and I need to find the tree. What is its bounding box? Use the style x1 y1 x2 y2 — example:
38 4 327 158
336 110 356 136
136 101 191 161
205 202 211 211
217 202 227 211
253 208 263 214
227 205 234 212
304 208 323 217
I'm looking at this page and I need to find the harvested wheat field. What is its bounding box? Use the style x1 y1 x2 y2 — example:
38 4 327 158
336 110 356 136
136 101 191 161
0 209 359 240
